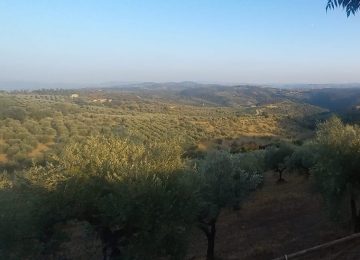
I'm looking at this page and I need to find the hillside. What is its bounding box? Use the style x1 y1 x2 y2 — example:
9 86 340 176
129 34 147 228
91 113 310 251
0 87 326 171
2 85 360 259
97 83 289 107
285 88 360 113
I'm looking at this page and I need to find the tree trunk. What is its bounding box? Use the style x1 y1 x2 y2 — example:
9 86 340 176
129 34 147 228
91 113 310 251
206 222 216 260
103 246 110 260
354 218 360 233
100 227 122 260
277 168 285 183
102 244 121 260
350 195 360 233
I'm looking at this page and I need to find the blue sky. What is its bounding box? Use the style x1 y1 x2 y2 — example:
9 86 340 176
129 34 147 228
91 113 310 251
0 0 359 84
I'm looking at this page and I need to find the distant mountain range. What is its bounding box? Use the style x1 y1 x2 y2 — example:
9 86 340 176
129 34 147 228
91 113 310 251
272 83 360 89
2 81 360 91
96 82 360 112
0 81 87 91
3 81 360 114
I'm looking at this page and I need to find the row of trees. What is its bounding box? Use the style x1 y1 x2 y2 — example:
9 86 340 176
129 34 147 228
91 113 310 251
1 93 316 173
264 117 360 235
0 136 263 260
1 116 359 259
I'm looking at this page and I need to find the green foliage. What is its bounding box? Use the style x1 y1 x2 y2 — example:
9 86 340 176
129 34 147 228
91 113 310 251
0 173 51 259
312 117 360 222
0 136 198 259
1 106 27 122
264 142 295 182
198 150 263 223
0 135 267 259
196 150 263 259
264 143 295 172
327 0 360 16
236 150 266 175
59 136 184 178
0 91 322 171
285 143 317 174
98 172 197 259
0 88 331 258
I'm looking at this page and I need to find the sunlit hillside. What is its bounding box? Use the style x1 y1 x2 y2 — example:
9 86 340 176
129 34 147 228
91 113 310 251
0 87 327 171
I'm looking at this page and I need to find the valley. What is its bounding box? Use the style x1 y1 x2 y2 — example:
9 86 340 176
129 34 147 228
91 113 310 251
1 83 360 259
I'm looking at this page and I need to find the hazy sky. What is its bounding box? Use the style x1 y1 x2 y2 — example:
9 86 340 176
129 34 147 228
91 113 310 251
1 0 360 85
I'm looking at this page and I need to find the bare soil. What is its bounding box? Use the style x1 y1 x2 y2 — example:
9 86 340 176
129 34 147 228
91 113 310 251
188 173 351 260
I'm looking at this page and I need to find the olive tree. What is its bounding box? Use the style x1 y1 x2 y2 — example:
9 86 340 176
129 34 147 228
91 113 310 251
264 143 295 182
0 172 54 259
197 150 262 260
313 117 360 232
285 143 317 176
0 136 198 260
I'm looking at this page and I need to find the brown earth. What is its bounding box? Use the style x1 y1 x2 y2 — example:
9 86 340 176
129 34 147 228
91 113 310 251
188 173 351 260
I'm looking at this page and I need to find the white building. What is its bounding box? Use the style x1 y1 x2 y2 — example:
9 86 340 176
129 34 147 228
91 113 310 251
70 94 79 99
